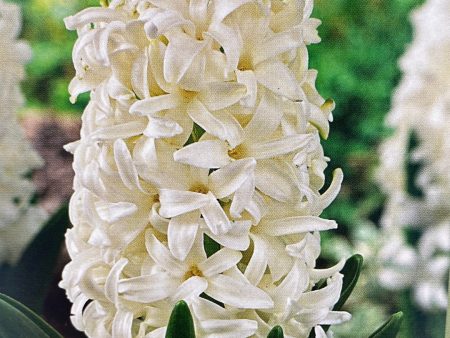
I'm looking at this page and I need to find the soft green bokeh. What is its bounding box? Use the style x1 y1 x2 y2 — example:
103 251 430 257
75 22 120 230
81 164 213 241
12 0 98 114
311 0 424 232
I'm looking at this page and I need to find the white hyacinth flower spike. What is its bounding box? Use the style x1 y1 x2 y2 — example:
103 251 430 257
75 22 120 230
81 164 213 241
60 0 351 336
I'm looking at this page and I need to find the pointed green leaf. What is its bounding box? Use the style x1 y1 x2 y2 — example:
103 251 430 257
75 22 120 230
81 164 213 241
0 293 62 337
165 300 196 338
267 325 284 338
1 204 70 313
368 312 404 338
334 253 363 311
0 293 63 338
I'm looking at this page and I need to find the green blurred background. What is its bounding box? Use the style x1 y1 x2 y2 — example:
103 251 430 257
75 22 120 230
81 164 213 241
9 0 447 337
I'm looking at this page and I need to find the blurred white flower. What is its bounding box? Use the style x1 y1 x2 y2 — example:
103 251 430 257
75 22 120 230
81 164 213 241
60 0 350 336
0 0 47 264
377 0 450 311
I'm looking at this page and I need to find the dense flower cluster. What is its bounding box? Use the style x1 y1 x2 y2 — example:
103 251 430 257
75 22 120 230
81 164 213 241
377 0 450 310
60 1 350 336
0 0 47 264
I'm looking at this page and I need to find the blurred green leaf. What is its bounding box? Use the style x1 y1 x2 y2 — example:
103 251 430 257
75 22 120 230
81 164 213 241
334 254 364 311
0 293 62 338
165 300 196 338
1 204 70 313
368 312 404 338
267 325 284 338
0 293 62 337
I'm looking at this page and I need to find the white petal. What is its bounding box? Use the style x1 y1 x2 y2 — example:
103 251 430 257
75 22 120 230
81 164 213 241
90 120 147 140
187 99 228 141
254 159 298 202
189 0 209 27
171 276 208 303
214 111 245 147
261 216 337 236
209 158 256 199
247 134 312 159
118 273 178 302
317 169 343 211
207 22 242 71
200 193 231 235
235 70 257 107
145 232 185 276
143 116 183 138
105 258 128 304
164 32 207 84
264 235 293 281
173 140 231 169
253 26 303 65
310 259 346 281
159 189 210 218
113 139 142 191
255 60 302 101
131 49 150 100
211 0 253 23
130 94 181 116
168 211 200 261
297 274 343 309
206 274 273 309
230 171 255 218
203 220 251 251
112 310 133 338
200 319 258 338
244 92 283 141
198 82 246 111
319 311 351 325
64 8 126 29
95 201 138 223
273 261 309 307
314 326 328 338
144 9 194 38
245 234 268 286
199 248 242 277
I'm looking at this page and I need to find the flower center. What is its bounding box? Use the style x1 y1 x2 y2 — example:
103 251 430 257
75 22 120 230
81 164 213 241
189 184 209 194
238 55 253 71
180 89 198 101
184 265 204 280
228 144 247 160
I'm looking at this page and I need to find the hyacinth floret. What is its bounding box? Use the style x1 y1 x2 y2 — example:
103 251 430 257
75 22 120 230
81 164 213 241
60 0 350 337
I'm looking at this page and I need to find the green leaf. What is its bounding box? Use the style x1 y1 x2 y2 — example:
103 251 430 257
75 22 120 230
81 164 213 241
165 300 196 338
334 253 363 311
0 293 62 338
368 312 404 338
203 234 220 258
1 204 70 313
267 325 284 338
